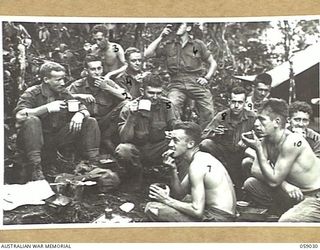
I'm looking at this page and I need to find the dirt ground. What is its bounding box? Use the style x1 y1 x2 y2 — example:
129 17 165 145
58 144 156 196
3 158 171 225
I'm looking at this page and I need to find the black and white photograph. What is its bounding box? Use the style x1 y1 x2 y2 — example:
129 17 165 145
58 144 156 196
2 16 320 228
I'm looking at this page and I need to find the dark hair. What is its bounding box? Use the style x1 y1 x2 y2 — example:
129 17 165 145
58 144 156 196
124 47 141 61
84 54 102 68
39 61 65 79
289 101 313 117
91 24 108 36
230 86 247 97
259 98 289 128
173 121 202 145
254 73 272 86
142 73 163 89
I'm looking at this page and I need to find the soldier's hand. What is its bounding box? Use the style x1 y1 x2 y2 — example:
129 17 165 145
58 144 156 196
160 25 172 38
94 77 113 91
213 126 226 135
128 100 139 114
46 100 66 113
76 94 96 103
196 77 209 86
69 112 85 133
201 128 215 138
162 150 177 171
281 182 304 202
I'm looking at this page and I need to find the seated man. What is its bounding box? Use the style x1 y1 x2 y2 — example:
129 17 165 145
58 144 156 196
288 101 320 158
144 23 217 129
115 47 150 99
90 24 127 80
67 55 130 154
15 62 100 181
242 98 320 222
245 73 272 113
200 86 256 198
114 74 179 186
145 121 236 222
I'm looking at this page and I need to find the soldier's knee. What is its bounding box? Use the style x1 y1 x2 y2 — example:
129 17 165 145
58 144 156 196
114 143 139 159
83 117 98 127
199 139 214 152
21 116 42 129
242 157 253 169
278 212 295 222
243 177 259 191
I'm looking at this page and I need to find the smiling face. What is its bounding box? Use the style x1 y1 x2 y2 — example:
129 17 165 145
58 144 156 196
289 111 310 130
44 70 66 94
229 92 246 115
168 129 192 158
87 60 103 79
128 52 142 72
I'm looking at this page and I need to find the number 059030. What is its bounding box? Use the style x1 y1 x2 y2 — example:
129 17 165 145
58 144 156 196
300 244 318 248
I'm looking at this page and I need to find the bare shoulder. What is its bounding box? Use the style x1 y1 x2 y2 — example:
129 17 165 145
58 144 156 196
282 132 307 153
109 42 124 50
192 151 224 170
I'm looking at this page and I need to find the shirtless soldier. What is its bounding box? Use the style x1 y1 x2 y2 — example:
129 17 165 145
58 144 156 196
242 98 320 222
91 24 127 79
144 121 236 222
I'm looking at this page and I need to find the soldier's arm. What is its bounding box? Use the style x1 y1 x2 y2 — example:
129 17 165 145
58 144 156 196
256 134 303 187
118 103 137 142
204 55 217 80
163 160 206 219
15 91 48 122
105 44 127 79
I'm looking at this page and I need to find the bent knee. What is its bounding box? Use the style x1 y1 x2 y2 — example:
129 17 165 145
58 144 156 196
243 177 259 191
114 143 140 159
83 117 98 126
242 157 253 169
278 212 297 222
21 116 42 128
199 139 214 152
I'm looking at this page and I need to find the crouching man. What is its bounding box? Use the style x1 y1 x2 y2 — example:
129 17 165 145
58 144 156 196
14 62 100 182
242 98 320 222
144 122 236 222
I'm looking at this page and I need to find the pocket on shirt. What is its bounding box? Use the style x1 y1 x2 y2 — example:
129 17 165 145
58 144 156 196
149 121 167 142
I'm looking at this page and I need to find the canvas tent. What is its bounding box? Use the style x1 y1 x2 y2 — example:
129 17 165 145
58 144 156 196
234 43 320 118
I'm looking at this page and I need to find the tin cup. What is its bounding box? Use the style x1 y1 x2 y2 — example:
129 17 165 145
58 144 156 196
105 208 113 219
67 99 80 112
138 99 152 111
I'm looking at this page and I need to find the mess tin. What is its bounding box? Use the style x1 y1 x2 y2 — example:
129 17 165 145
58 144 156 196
138 99 152 111
67 99 80 112
151 183 170 196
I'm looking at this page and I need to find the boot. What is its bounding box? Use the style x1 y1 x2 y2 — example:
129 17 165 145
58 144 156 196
26 151 45 181
31 163 45 181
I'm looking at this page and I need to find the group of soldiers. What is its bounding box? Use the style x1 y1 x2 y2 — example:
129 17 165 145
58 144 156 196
11 23 320 222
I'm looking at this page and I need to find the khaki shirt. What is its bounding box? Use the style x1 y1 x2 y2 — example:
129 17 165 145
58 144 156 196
115 71 142 99
67 77 122 118
119 97 179 145
156 37 211 76
15 83 85 133
204 109 256 151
